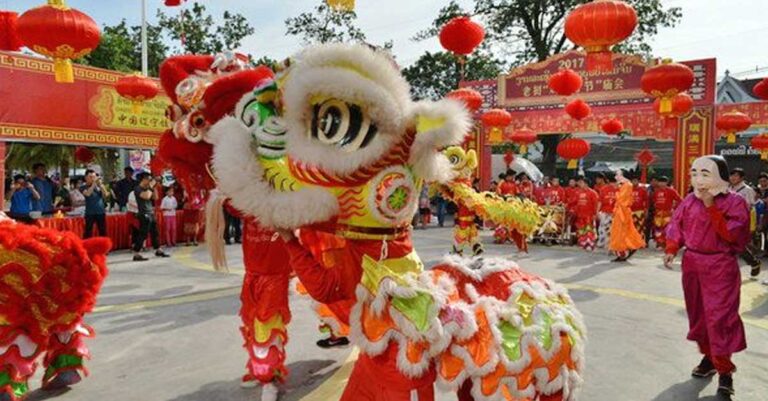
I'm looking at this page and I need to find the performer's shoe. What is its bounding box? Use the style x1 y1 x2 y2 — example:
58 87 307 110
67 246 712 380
750 263 761 279
42 369 82 391
691 357 717 378
155 250 171 258
717 374 735 397
133 254 149 262
316 337 350 349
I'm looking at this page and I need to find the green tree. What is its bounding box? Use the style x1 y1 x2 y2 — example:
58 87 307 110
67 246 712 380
81 20 168 76
157 2 255 54
285 2 366 45
402 50 502 100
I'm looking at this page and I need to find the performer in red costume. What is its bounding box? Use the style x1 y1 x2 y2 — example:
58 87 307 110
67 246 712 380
517 173 535 200
597 177 618 249
631 175 649 243
570 176 599 251
664 156 750 397
541 177 567 206
497 171 518 196
652 176 682 249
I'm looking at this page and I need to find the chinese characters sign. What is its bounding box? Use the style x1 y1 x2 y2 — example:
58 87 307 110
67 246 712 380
0 51 169 149
673 107 715 192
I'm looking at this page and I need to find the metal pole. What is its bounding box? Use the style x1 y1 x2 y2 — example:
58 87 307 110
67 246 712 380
141 0 148 75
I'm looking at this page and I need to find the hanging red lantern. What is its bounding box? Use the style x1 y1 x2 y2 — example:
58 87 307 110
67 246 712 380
439 16 485 56
641 59 694 114
446 88 484 113
634 148 657 184
751 133 768 160
17 0 101 83
74 146 94 164
652 92 693 129
564 0 637 72
548 68 583 97
565 98 591 121
164 0 184 6
753 78 768 101
503 150 515 168
716 111 752 144
506 127 538 154
601 118 624 136
116 73 160 114
557 137 590 169
481 109 512 144
0 11 22 51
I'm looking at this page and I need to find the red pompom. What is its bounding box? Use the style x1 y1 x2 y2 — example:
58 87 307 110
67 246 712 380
565 99 591 121
159 55 215 104
202 66 275 123
439 16 485 56
601 118 624 136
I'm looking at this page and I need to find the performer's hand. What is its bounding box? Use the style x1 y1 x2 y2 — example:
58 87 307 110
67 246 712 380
699 190 714 207
663 254 675 269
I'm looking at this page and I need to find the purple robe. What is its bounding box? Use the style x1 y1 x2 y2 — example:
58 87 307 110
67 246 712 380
666 192 750 356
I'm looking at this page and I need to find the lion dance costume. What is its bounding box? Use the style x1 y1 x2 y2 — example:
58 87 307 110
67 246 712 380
0 217 110 401
206 43 585 401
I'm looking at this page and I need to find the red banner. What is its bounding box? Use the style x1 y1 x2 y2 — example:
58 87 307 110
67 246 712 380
716 101 768 128
673 107 716 192
0 51 170 149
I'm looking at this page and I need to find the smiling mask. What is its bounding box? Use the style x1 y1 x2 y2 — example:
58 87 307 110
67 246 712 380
690 155 730 199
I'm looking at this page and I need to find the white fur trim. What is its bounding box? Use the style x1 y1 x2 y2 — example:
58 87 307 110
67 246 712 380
408 99 472 183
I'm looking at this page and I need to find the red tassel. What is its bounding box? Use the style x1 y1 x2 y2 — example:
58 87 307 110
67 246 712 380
585 51 613 72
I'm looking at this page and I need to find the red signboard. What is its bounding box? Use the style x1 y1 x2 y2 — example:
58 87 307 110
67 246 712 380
673 107 716 192
716 101 768 128
496 51 716 111
0 51 170 149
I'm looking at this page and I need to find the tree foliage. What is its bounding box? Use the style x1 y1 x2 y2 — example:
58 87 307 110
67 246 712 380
81 21 167 76
157 2 255 55
285 3 366 45
402 50 501 100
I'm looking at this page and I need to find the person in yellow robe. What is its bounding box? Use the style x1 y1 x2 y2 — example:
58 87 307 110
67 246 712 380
609 170 646 261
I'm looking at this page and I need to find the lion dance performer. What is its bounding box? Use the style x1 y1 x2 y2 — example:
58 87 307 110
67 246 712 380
441 147 483 256
570 176 599 251
209 43 585 401
0 214 110 401
664 156 750 397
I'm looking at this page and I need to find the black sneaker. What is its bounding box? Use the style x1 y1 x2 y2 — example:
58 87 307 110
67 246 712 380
155 250 171 258
133 254 149 262
316 337 350 349
717 374 734 397
224 239 232 245
750 264 761 279
691 356 717 378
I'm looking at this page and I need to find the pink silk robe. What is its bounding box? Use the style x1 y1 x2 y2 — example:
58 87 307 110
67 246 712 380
666 193 751 356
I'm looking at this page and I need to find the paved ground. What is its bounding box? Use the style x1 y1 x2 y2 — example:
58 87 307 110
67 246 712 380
23 227 768 401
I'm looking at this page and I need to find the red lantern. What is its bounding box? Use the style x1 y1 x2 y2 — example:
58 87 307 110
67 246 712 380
503 150 515 168
557 138 590 169
446 88 484 113
116 73 160 114
751 133 768 160
601 118 624 136
716 111 752 144
634 149 657 183
439 16 485 56
165 0 184 6
641 59 694 114
652 92 693 129
754 78 768 101
548 68 583 97
481 109 512 144
565 99 591 121
74 146 94 164
507 127 538 154
0 11 22 51
564 0 637 72
17 0 101 83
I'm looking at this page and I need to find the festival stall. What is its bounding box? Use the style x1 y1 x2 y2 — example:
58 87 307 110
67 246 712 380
0 51 173 249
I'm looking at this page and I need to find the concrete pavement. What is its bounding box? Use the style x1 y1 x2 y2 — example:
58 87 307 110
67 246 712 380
23 227 768 401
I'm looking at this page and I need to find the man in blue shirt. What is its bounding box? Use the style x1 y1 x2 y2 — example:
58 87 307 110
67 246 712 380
81 169 109 238
30 163 56 215
9 175 40 224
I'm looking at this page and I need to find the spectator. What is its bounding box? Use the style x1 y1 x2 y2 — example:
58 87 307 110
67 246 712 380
418 185 431 229
729 168 761 278
8 175 40 224
497 171 518 197
113 167 136 211
30 163 56 215
517 173 534 199
161 187 179 247
132 173 170 261
81 169 108 239
489 180 498 193
55 177 71 208
183 189 205 246
69 178 86 214
223 204 242 245
431 189 447 228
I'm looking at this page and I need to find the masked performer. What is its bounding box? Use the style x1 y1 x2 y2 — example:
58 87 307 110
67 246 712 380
652 176 682 249
608 170 646 262
664 156 750 397
209 43 584 401
0 215 110 401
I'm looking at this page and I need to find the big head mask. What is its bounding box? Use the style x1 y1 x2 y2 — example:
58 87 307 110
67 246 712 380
690 155 730 199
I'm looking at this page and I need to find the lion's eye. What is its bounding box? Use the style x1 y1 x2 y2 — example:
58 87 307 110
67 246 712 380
311 99 378 152
189 111 208 129
449 155 461 165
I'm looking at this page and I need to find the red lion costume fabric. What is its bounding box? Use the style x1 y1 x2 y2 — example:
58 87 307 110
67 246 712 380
0 219 110 400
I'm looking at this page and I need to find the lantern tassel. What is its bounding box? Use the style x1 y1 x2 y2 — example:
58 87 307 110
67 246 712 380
53 58 74 83
727 132 737 144
567 159 578 170
131 101 143 114
659 98 672 114
762 151 768 161
520 144 528 154
489 127 503 144
585 50 613 72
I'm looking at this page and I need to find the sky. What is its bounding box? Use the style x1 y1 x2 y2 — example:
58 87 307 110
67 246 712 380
7 0 768 79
